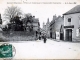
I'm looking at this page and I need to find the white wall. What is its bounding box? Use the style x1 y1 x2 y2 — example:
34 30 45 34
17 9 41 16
64 13 80 39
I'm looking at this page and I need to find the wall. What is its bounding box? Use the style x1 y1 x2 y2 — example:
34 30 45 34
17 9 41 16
33 22 40 31
1 31 36 41
33 27 39 31
54 17 64 32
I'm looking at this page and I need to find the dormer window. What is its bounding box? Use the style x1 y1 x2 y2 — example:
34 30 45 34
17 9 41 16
68 18 71 22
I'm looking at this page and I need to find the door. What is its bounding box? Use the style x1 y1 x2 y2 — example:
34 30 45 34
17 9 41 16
69 29 72 41
60 33 63 40
65 29 72 41
66 29 69 41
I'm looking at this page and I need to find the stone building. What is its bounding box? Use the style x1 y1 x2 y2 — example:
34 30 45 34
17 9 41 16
50 15 64 40
63 5 80 41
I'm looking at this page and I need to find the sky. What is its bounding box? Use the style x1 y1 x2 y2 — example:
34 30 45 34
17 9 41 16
0 0 80 28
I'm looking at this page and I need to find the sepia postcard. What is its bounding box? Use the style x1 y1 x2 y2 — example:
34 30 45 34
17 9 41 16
0 0 80 59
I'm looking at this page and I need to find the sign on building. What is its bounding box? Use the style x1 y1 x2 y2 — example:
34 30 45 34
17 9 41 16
76 29 79 37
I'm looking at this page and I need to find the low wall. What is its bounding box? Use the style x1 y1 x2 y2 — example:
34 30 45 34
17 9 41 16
0 31 37 41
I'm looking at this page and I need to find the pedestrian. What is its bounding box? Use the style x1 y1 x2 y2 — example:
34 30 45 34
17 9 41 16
39 35 41 40
43 35 47 43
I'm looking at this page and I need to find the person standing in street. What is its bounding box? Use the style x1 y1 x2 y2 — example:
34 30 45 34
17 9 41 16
39 35 41 40
43 34 47 43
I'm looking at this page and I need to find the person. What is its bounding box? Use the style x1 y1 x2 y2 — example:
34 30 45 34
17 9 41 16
39 35 41 40
43 34 47 43
42 34 44 39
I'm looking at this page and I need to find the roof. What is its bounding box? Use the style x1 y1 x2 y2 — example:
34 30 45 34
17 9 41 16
50 16 63 26
63 5 80 15
50 20 55 26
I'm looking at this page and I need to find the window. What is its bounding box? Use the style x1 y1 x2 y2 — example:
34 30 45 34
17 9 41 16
68 18 71 22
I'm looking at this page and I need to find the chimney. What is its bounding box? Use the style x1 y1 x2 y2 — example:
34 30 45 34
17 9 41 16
53 14 57 20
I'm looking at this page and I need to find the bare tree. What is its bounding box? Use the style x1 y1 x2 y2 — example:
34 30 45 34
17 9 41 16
4 6 22 20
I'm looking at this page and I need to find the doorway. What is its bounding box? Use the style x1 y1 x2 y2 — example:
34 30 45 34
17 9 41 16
66 29 72 41
50 32 52 38
60 33 64 40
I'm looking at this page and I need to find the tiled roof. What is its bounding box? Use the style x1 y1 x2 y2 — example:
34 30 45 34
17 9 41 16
63 5 80 15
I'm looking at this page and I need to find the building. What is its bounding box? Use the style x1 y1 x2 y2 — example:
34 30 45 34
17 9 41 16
50 15 64 40
42 18 50 38
50 15 56 39
63 5 80 41
32 17 40 32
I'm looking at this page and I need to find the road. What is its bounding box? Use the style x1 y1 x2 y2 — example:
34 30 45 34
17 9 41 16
0 39 80 59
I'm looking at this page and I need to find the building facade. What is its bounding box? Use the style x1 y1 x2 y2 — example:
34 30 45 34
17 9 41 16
50 15 56 39
63 5 80 41
50 15 64 40
32 17 40 32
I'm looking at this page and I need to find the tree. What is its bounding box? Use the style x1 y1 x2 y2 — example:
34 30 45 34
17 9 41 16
4 6 22 21
9 16 24 31
2 6 23 31
22 13 33 32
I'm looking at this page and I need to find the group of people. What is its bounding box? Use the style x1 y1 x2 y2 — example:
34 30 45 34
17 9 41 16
38 34 47 43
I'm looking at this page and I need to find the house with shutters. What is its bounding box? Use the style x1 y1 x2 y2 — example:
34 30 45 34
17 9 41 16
63 5 80 41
